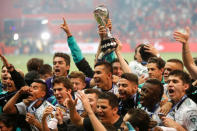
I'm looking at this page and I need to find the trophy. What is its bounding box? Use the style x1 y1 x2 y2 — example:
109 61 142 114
94 5 117 60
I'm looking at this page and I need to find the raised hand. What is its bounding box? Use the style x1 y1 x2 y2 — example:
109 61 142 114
26 113 37 125
173 27 190 44
143 44 159 57
60 17 72 37
115 38 122 53
0 53 11 69
159 101 173 116
138 74 148 84
55 107 63 125
112 75 120 84
43 106 54 119
77 90 93 114
19 86 30 95
106 19 112 32
98 25 107 40
63 92 77 110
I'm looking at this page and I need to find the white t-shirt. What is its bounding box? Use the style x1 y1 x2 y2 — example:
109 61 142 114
16 100 57 131
166 98 197 130
55 103 70 122
129 61 148 78
93 84 119 95
74 91 84 114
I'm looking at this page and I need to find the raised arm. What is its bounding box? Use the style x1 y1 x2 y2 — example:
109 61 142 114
3 86 29 114
77 91 107 131
95 19 116 63
60 17 94 78
64 92 84 126
0 54 26 89
115 39 131 73
173 27 197 79
42 106 54 131
143 44 160 57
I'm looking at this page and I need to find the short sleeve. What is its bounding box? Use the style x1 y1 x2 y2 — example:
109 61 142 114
15 102 27 115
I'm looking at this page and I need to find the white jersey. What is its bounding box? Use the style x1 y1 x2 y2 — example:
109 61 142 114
93 84 119 95
166 98 197 130
16 100 57 131
55 103 70 121
163 83 169 97
139 104 162 125
74 91 84 114
129 61 148 78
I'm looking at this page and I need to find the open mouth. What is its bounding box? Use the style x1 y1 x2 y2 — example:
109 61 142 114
168 89 174 94
56 96 62 101
7 83 13 88
55 69 60 73
26 93 34 100
94 78 101 84
118 91 126 97
27 93 33 97
98 114 105 120
163 75 168 78
2 77 8 81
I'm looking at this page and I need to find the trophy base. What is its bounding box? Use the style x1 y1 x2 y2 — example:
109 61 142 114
98 38 117 61
101 37 117 52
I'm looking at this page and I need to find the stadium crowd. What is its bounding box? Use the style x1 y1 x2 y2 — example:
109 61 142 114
12 0 197 43
0 12 197 130
2 0 197 55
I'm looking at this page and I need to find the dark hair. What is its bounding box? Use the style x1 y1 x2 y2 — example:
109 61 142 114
147 57 165 69
134 44 145 60
94 61 112 73
121 73 138 85
39 64 52 76
167 59 183 70
84 88 102 98
27 58 43 72
24 71 40 86
53 52 70 66
169 70 191 84
145 78 164 101
111 58 128 65
52 76 73 90
127 108 156 131
139 44 156 62
33 79 48 99
69 71 86 83
0 113 17 131
98 92 119 108
33 79 47 89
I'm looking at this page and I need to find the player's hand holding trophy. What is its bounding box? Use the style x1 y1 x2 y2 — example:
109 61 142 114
94 5 117 60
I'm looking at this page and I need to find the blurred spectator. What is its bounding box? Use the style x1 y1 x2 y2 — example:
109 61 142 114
3 0 197 54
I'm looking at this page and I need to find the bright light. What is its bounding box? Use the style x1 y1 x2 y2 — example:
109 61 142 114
41 19 48 24
13 33 19 40
41 32 50 40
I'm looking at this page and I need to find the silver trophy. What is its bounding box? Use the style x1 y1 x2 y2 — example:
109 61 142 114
94 5 117 60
